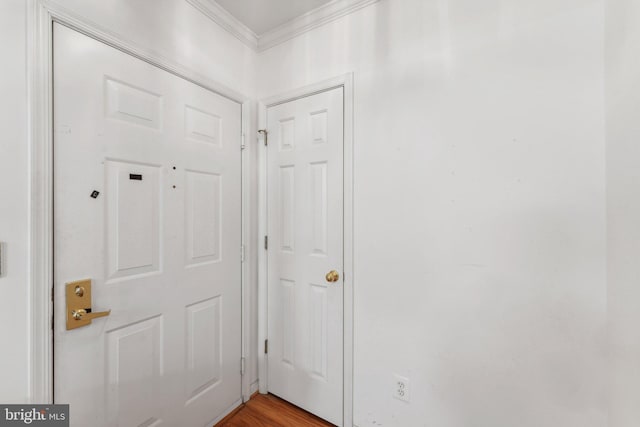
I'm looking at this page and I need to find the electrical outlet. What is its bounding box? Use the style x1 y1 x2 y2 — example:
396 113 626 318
393 374 410 402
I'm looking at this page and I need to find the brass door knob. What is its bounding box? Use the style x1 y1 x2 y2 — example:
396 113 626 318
325 270 340 283
72 309 86 320
71 308 111 321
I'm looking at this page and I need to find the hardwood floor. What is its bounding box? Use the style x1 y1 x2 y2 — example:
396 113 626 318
215 393 335 427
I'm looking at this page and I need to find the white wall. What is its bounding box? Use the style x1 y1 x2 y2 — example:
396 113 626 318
257 0 607 426
48 0 256 96
0 0 258 403
606 1 640 426
0 0 30 404
0 0 612 422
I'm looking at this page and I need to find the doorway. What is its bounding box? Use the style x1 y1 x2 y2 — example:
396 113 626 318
259 76 354 426
53 23 244 426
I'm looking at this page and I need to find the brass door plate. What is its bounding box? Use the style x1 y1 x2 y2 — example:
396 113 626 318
66 279 110 330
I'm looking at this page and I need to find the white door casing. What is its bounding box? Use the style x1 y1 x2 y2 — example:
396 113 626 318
53 23 242 426
266 87 344 425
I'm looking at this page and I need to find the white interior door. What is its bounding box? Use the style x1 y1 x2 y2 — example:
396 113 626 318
53 24 242 427
266 87 344 425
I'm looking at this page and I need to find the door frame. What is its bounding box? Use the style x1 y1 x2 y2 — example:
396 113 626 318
257 73 354 427
28 0 254 405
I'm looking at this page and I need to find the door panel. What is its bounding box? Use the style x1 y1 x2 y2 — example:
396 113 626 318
267 87 344 425
105 160 162 281
53 24 242 427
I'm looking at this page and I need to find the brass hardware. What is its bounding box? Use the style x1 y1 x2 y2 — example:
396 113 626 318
325 270 340 283
71 308 110 321
66 279 111 330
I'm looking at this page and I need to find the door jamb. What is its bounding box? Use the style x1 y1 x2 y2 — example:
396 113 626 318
28 0 254 404
257 73 355 427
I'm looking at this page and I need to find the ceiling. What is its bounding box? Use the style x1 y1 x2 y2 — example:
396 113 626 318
215 0 333 35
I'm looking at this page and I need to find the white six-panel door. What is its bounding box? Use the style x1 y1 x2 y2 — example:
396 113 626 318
266 87 344 425
53 24 242 427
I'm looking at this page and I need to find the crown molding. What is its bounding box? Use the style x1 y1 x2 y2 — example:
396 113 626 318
257 0 381 52
185 0 258 51
187 0 380 53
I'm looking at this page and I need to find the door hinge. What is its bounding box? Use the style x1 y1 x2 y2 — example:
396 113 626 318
264 235 268 250
258 129 268 146
241 357 246 376
51 287 55 332
241 133 246 150
264 339 269 354
241 245 245 263
0 242 4 277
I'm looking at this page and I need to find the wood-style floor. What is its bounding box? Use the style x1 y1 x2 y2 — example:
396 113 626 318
215 393 335 427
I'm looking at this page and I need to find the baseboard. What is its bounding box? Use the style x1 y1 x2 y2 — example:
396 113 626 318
249 380 259 396
210 398 243 426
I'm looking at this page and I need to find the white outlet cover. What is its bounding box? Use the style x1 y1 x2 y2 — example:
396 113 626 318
393 374 410 402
